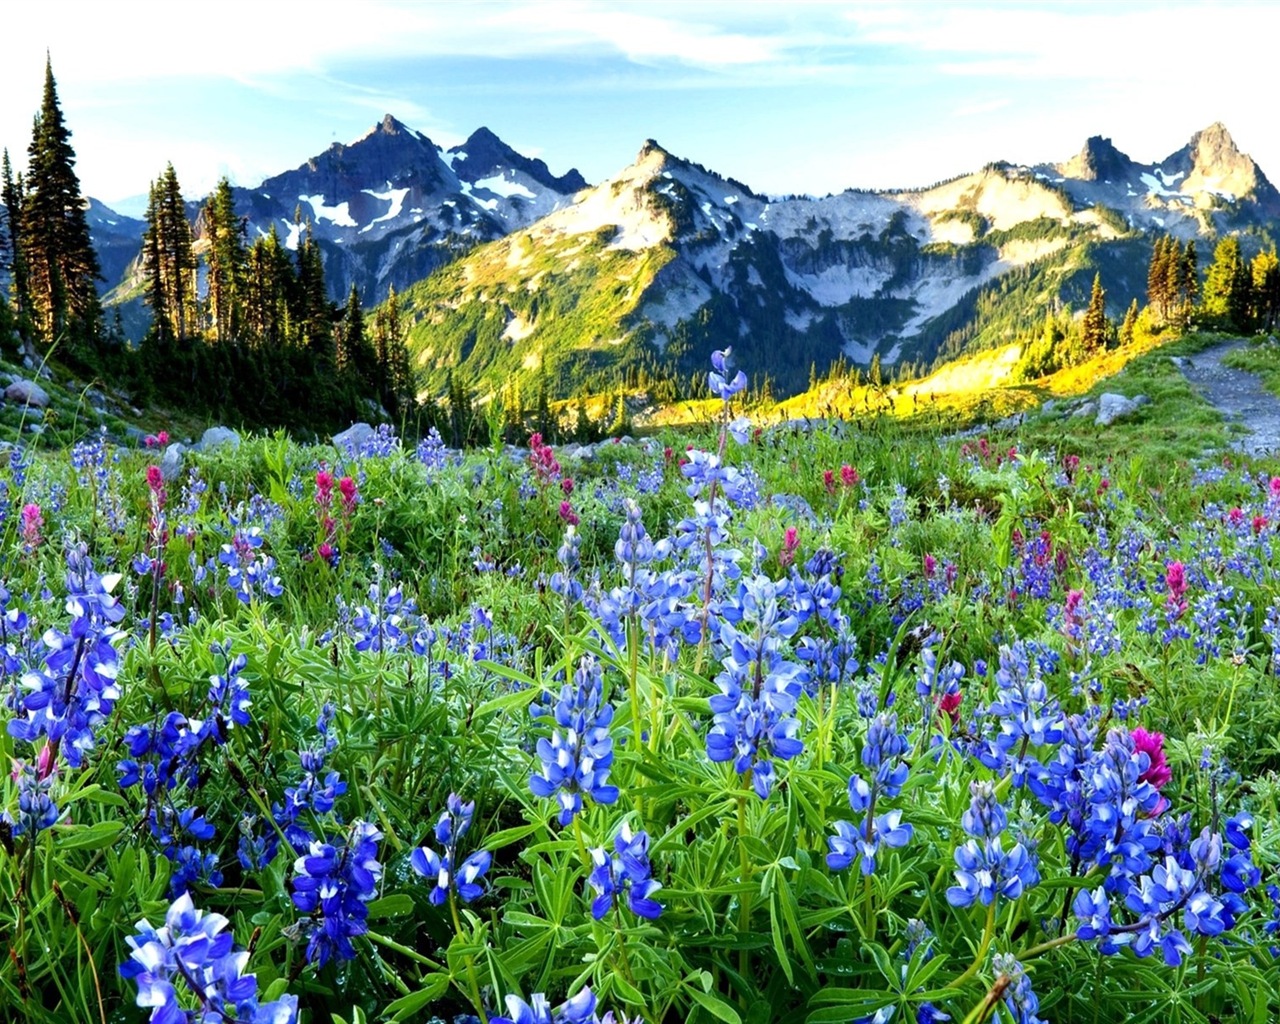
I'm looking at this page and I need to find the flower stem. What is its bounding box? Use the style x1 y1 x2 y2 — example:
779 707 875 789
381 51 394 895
948 900 997 990
736 789 752 991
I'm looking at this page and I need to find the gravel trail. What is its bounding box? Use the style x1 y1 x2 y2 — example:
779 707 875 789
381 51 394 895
1179 339 1280 456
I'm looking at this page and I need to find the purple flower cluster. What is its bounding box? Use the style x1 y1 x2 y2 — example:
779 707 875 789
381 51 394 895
121 892 298 1024
291 820 383 967
945 782 1039 908
410 793 491 906
587 822 662 921
530 655 619 825
827 712 913 875
493 986 636 1024
7 541 125 767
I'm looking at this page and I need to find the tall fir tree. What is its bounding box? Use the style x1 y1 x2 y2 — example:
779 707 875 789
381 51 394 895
1081 273 1109 352
1251 248 1280 332
203 177 245 345
1201 237 1251 332
141 164 197 347
0 149 30 351
20 56 101 355
243 226 293 350
1119 298 1139 348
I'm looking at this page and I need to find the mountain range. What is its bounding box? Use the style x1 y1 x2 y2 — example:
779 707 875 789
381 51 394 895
86 117 1279 401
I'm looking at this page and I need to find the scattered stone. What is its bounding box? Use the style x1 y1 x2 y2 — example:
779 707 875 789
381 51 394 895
1095 392 1149 427
124 426 148 445
5 379 50 409
1072 400 1098 420
36 365 52 381
332 422 374 452
1170 356 1189 369
85 388 109 412
26 423 44 435
1040 399 1058 415
198 425 240 451
160 442 187 482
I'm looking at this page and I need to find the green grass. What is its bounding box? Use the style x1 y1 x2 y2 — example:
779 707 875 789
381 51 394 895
1222 336 1280 397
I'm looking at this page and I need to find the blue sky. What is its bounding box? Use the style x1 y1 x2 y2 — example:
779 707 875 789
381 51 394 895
5 1 1280 210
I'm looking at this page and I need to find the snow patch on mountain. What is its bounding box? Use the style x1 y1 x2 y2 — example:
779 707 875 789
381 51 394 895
360 185 411 232
299 194 357 228
475 174 538 201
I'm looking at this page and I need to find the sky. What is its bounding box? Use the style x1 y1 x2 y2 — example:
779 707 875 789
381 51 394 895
6 1 1280 213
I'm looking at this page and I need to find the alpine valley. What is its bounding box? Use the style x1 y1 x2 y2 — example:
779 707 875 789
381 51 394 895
91 116 1280 404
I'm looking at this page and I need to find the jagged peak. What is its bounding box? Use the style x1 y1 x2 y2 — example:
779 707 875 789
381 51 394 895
1060 135 1134 182
638 139 672 163
448 126 587 193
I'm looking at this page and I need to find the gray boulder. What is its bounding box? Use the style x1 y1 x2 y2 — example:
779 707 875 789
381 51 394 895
333 422 374 452
198 426 240 451
1095 393 1150 427
5 379 50 409
160 442 187 482
1072 400 1098 420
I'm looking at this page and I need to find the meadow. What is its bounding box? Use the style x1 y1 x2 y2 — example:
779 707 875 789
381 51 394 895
2 341 1279 1024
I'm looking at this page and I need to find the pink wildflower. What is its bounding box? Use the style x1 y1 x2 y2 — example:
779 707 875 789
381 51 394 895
923 553 937 578
338 475 358 520
779 527 799 568
822 469 836 495
1131 727 1172 790
840 464 860 488
1165 560 1188 617
937 690 963 727
558 501 579 526
20 503 43 552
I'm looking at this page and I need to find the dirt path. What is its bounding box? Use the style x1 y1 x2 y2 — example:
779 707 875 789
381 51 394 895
1178 339 1280 457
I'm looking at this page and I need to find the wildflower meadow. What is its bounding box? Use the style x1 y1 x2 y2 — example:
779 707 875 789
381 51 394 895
3 349 1280 1024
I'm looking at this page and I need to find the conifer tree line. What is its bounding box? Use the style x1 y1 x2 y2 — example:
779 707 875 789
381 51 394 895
0 57 102 366
134 164 419 430
0 57 422 434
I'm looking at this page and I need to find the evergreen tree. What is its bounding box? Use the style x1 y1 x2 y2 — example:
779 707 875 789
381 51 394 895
243 227 293 349
1201 237 1251 332
1176 241 1198 327
371 285 416 421
293 225 335 366
1081 273 1109 352
1147 236 1170 321
20 57 102 354
868 352 883 388
1119 298 1139 347
203 177 245 345
141 164 197 346
337 283 377 389
0 149 30 350
1252 247 1280 332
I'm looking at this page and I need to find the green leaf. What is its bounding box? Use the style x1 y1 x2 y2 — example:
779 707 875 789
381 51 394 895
382 975 450 1021
56 819 124 851
688 987 742 1024
473 686 540 719
366 894 415 920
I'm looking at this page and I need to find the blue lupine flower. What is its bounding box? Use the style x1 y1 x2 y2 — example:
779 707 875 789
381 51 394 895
588 823 662 921
121 891 298 1024
7 541 125 767
410 793 492 905
291 820 382 966
990 953 1045 1024
828 712 913 875
492 986 625 1024
946 782 1039 908
709 348 747 401
3 760 59 836
530 655 619 825
416 427 450 471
